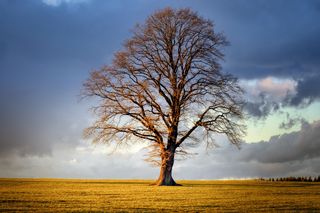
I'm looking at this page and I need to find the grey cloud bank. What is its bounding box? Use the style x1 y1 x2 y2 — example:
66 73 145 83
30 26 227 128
1 120 319 179
178 120 320 179
239 121 320 163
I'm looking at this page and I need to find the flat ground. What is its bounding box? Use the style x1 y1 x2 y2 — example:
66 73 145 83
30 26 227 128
0 179 320 212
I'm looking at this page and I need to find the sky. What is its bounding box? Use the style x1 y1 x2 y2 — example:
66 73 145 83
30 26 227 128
0 0 320 179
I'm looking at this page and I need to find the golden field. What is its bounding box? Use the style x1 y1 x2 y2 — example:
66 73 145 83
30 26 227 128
0 178 320 212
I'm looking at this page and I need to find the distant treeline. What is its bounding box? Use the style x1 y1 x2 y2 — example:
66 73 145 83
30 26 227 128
259 176 320 182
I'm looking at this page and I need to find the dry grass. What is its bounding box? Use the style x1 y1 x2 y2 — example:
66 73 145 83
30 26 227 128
0 178 320 212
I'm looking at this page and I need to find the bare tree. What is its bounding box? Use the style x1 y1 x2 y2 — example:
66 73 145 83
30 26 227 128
82 8 245 186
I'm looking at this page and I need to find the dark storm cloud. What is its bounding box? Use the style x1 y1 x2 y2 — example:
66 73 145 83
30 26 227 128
208 0 320 110
288 73 320 107
239 120 320 163
217 0 320 77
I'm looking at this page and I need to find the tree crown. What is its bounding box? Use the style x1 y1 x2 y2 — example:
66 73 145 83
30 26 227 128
83 8 245 164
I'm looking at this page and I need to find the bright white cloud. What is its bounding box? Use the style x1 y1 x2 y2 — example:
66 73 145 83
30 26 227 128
258 77 297 99
42 0 90 7
241 77 297 102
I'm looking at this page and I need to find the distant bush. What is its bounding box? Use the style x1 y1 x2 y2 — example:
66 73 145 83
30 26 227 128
263 176 320 182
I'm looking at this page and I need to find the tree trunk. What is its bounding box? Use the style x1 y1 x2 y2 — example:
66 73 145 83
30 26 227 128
154 149 180 186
